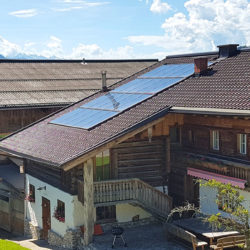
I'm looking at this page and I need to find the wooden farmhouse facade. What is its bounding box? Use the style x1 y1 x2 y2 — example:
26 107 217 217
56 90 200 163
0 44 249 249
0 59 157 137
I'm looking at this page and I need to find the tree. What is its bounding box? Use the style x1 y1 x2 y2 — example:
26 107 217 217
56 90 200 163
202 179 250 248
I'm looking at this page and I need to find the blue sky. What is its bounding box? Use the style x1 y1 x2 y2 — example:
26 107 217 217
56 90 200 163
0 0 249 59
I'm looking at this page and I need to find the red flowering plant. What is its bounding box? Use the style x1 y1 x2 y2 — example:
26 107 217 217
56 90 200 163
25 195 35 202
53 207 65 223
25 189 35 202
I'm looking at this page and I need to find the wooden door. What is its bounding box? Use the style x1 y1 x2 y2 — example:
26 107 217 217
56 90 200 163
42 197 51 239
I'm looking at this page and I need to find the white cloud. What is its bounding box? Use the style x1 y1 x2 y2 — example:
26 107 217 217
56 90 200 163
150 0 171 14
9 9 38 18
0 36 145 59
0 36 22 57
128 0 250 54
54 0 110 12
63 0 84 2
70 44 135 59
53 6 83 12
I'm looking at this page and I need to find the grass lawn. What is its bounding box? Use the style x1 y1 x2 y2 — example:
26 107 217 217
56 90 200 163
0 240 30 250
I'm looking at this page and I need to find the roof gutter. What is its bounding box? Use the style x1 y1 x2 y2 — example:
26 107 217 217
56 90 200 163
170 107 250 116
0 106 172 169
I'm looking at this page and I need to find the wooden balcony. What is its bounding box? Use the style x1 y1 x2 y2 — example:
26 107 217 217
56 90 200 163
78 178 172 219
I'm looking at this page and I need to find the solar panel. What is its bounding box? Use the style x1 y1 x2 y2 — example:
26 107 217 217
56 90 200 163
50 62 200 129
50 108 118 129
112 77 183 94
81 92 151 112
141 63 194 78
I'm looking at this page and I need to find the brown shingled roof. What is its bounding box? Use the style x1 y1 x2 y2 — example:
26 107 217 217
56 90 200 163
0 50 249 167
0 59 157 108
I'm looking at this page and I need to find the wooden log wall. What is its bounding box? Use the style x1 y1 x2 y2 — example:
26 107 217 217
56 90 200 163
112 138 167 187
0 182 24 235
126 113 184 141
169 114 250 205
25 159 62 190
182 115 250 160
0 107 60 134
62 163 84 194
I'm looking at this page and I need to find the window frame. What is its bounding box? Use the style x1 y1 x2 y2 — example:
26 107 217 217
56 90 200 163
29 184 35 202
54 199 65 222
238 133 247 155
212 130 220 151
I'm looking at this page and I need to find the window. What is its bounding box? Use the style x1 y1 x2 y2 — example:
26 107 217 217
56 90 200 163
95 150 110 181
212 130 219 150
188 130 195 145
26 184 35 202
170 126 180 143
238 134 247 155
54 200 65 222
96 205 116 222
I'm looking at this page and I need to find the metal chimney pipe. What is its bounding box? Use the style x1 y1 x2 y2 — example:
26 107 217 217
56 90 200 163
101 71 108 91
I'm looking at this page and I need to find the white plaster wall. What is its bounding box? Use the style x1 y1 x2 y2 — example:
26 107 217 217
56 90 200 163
25 174 85 236
116 203 151 223
200 180 250 226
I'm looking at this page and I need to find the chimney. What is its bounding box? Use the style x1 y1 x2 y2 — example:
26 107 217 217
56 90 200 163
101 71 108 91
217 44 239 58
194 57 208 76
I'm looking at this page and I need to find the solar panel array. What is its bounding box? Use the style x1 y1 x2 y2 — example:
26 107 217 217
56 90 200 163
50 63 195 129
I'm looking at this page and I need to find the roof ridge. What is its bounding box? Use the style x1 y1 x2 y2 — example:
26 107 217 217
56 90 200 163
165 51 218 59
0 59 158 63
0 77 122 82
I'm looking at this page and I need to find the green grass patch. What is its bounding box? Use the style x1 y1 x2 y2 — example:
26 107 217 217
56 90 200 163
0 240 30 250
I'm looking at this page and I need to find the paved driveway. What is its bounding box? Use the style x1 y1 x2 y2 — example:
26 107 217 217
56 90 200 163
1 223 189 250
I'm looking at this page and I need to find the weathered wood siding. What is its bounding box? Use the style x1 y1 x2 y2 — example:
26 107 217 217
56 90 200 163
112 139 167 187
25 159 63 191
0 182 24 235
169 114 250 206
182 115 250 160
0 107 60 134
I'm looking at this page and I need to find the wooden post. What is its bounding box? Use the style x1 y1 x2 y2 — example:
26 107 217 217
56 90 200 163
83 158 94 245
166 136 171 174
8 196 13 232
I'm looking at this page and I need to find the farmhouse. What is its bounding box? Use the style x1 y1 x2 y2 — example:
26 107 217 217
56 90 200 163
0 44 249 249
0 59 157 136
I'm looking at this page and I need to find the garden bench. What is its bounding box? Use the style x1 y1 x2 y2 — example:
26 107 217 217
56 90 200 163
210 235 246 249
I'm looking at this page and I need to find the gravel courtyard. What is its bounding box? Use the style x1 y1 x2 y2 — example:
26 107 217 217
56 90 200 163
92 223 188 250
0 223 189 250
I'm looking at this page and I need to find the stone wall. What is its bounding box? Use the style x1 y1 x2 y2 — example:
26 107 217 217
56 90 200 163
47 218 156 249
48 228 83 249
101 217 156 232
24 219 42 239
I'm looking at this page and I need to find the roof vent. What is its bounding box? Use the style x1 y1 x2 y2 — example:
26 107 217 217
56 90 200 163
194 57 208 76
217 44 239 58
101 71 108 92
81 58 87 65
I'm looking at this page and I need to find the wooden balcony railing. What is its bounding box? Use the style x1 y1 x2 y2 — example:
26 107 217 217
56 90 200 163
78 178 172 219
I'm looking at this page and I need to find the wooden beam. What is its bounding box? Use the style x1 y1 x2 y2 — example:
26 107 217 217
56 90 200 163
83 158 94 246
